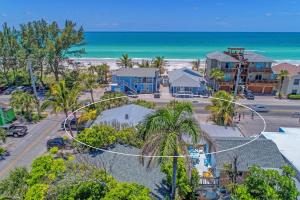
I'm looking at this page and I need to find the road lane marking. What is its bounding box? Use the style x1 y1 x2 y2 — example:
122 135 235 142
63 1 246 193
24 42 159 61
0 119 60 178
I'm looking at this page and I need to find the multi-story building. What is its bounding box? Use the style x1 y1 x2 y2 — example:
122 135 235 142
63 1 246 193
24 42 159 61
206 48 277 94
272 63 300 95
111 68 160 94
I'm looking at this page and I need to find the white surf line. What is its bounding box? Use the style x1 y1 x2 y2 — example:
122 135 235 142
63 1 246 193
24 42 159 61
64 96 266 158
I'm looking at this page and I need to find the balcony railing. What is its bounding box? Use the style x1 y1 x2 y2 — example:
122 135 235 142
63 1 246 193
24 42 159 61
248 67 273 73
249 79 277 84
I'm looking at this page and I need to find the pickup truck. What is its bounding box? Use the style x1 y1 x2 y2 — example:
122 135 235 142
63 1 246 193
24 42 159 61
1 124 28 137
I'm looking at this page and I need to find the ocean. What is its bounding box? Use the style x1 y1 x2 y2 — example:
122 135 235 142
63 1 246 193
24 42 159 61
77 32 300 62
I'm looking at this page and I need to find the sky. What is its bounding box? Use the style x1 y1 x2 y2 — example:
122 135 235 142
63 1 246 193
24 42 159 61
0 0 300 32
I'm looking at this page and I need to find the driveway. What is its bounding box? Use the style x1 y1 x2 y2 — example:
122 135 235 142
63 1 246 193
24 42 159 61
0 114 65 179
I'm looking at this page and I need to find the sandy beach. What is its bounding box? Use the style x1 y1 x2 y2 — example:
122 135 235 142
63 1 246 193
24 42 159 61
70 58 206 71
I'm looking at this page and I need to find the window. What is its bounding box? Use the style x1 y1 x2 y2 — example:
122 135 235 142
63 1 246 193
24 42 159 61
255 74 262 80
291 89 297 94
293 79 300 85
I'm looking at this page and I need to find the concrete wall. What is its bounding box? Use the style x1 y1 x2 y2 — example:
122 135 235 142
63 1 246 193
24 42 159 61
286 74 300 95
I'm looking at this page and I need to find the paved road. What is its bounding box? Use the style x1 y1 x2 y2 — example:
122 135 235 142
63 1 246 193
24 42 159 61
0 114 64 179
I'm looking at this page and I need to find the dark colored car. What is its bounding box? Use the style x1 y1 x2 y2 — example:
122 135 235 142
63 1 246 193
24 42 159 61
47 137 65 150
0 148 10 161
3 86 16 95
245 93 255 100
1 124 28 137
154 92 160 98
61 118 92 131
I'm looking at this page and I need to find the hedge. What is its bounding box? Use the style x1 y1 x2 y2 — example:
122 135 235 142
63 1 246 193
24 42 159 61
287 94 300 100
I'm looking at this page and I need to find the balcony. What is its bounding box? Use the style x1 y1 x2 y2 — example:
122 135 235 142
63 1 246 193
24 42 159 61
248 79 277 84
248 67 273 73
220 67 236 73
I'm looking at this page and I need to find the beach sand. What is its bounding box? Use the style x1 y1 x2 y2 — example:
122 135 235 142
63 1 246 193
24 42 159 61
70 58 206 71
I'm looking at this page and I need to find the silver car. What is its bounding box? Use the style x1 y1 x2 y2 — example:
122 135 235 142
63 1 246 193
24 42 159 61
251 105 269 112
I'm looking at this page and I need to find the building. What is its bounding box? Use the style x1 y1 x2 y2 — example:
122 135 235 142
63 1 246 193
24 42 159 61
168 68 207 97
92 104 154 129
206 48 276 94
76 144 167 199
111 68 160 94
210 137 286 185
263 127 300 181
0 104 16 126
272 63 300 95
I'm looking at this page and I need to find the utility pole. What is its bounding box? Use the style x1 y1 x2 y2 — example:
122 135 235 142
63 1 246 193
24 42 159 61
234 56 242 99
28 59 41 118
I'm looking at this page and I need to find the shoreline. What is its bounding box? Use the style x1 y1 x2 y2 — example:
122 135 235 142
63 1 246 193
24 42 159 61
69 57 300 71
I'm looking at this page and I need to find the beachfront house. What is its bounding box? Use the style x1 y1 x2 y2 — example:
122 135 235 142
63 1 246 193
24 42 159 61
210 137 285 186
168 68 207 97
92 104 154 129
111 68 159 94
272 63 300 96
206 48 277 94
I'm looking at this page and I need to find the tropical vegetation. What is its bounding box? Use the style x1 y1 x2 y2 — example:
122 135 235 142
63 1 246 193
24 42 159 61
117 53 133 68
132 99 156 109
210 68 224 91
232 166 299 200
206 90 235 126
139 101 200 199
0 152 152 200
10 91 36 121
277 69 289 98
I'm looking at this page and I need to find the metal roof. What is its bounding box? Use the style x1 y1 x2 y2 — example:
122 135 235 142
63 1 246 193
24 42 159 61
168 68 206 88
92 104 154 127
200 123 243 138
243 51 274 62
263 127 300 175
206 51 239 62
213 137 286 171
112 68 158 77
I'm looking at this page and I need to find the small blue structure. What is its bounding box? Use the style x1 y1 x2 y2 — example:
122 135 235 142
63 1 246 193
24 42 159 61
168 68 207 97
111 68 160 94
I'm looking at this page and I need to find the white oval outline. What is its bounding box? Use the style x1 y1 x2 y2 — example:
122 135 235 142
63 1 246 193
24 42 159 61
64 96 266 157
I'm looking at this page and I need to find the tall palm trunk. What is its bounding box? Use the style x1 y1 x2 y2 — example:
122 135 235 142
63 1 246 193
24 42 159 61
171 152 178 200
64 109 73 137
278 78 284 98
90 89 95 103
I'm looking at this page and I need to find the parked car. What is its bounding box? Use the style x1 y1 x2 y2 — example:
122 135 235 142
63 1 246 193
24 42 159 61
251 105 269 112
3 86 16 95
244 88 253 95
61 117 92 131
1 124 28 137
154 92 160 98
128 94 138 98
0 86 8 94
291 112 300 118
245 93 255 100
47 137 66 150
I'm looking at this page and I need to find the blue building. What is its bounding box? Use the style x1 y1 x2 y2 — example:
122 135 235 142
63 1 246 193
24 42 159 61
111 68 159 94
168 68 207 97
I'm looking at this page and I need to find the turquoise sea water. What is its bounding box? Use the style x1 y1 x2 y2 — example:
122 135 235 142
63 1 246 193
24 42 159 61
77 32 300 61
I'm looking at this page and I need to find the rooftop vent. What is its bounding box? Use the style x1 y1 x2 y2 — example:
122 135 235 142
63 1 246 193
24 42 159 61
125 114 129 120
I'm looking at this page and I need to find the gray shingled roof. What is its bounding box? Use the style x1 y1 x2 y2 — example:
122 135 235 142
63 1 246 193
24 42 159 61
200 124 243 138
76 144 167 199
244 51 274 62
92 104 154 127
213 137 286 171
168 68 206 88
206 51 239 62
112 68 158 77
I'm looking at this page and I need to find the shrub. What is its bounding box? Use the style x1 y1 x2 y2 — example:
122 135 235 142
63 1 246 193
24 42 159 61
132 99 156 109
287 94 300 99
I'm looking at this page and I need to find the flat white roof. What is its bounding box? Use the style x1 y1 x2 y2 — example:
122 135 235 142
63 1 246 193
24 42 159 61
263 127 300 172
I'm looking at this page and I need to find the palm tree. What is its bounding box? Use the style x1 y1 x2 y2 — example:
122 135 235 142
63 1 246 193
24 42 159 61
138 60 151 68
152 56 167 74
80 73 98 103
277 69 289 99
0 128 7 143
10 91 35 121
139 101 199 200
95 63 110 83
42 80 81 136
117 54 133 68
210 68 225 91
206 90 234 126
191 59 201 71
